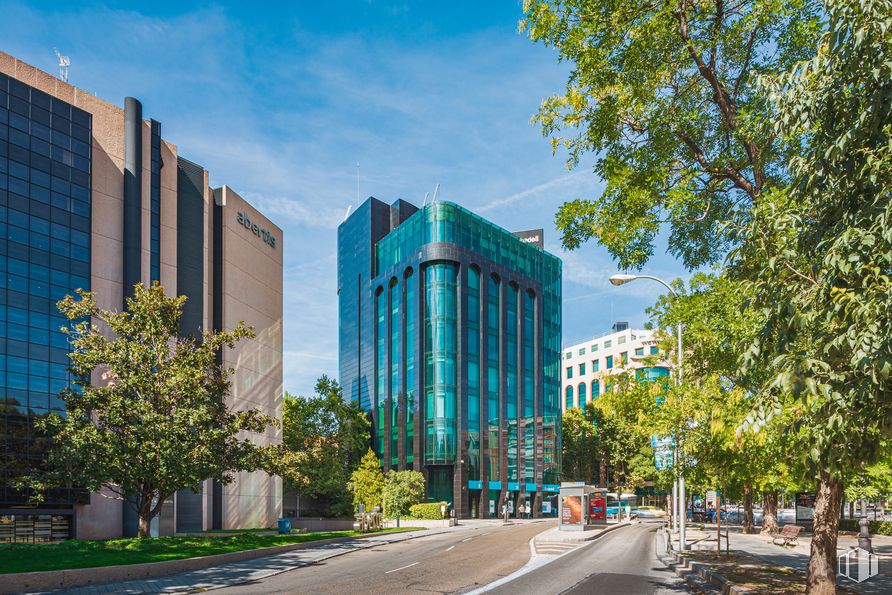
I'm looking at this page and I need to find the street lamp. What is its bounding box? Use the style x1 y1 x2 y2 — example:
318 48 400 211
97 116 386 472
608 273 686 551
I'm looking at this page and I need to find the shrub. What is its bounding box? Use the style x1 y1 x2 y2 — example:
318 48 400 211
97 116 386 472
382 470 425 518
348 449 384 512
838 518 892 536
409 501 449 520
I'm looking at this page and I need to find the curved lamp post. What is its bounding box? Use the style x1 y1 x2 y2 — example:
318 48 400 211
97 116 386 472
609 273 686 551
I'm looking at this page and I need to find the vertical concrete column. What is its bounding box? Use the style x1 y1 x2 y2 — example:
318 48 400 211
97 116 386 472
123 97 142 298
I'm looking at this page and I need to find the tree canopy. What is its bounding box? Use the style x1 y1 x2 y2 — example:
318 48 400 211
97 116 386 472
521 0 821 269
348 448 385 513
282 376 370 517
37 284 284 537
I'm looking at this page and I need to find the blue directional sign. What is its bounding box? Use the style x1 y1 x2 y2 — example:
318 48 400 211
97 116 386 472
654 450 674 470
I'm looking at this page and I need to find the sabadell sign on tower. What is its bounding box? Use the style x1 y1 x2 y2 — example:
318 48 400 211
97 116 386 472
236 211 276 249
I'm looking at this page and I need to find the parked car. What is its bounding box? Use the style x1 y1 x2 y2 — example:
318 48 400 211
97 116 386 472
634 506 667 518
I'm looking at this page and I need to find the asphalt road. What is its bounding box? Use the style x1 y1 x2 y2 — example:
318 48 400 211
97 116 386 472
488 522 689 595
213 521 551 594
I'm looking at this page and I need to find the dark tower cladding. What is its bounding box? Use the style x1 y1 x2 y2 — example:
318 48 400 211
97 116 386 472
338 198 562 519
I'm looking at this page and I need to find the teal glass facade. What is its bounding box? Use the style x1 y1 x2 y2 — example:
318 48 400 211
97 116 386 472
338 198 562 518
423 263 457 463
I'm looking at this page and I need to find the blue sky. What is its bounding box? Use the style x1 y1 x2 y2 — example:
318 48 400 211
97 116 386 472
2 1 688 397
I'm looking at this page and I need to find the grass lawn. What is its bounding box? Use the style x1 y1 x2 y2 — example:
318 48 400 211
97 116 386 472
0 527 420 574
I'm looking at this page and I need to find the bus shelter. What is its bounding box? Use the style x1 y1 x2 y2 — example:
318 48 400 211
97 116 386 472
558 483 608 531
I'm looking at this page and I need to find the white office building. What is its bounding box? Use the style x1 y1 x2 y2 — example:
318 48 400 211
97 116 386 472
561 322 670 412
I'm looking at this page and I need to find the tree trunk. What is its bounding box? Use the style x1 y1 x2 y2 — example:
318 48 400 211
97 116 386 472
137 490 164 538
761 489 779 535
138 513 152 538
599 452 607 487
742 481 755 534
806 472 843 595
848 499 854 520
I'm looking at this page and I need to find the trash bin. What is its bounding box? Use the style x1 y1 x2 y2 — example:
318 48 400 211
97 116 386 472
277 518 292 534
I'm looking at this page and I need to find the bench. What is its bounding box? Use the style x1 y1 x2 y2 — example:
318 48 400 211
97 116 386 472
770 524 803 546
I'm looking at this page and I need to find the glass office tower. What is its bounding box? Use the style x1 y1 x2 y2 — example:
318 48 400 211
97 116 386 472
338 198 562 518
0 72 93 540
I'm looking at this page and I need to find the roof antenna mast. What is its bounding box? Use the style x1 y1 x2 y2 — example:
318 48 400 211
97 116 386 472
432 183 440 203
54 48 70 83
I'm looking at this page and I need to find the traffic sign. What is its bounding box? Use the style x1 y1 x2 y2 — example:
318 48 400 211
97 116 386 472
654 450 674 470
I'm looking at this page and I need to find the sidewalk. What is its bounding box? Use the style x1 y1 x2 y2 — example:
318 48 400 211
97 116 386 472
38 527 457 595
674 525 892 594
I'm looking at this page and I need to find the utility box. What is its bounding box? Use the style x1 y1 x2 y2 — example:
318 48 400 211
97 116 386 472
559 483 609 531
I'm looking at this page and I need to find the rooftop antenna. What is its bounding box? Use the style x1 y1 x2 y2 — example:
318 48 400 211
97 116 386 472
54 48 70 83
432 183 440 203
422 192 430 206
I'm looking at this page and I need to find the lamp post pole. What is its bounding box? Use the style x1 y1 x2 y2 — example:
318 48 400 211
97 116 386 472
609 273 685 551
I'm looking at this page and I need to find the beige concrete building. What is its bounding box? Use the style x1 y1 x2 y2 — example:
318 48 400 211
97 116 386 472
561 323 669 413
0 51 283 541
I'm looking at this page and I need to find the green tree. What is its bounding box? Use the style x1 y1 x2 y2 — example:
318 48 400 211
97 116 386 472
594 376 660 504
521 0 821 270
34 284 283 537
737 2 892 590
648 273 804 534
382 470 425 518
282 376 370 517
348 448 385 513
562 407 602 483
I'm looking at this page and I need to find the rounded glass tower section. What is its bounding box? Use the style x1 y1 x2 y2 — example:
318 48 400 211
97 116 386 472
423 262 458 464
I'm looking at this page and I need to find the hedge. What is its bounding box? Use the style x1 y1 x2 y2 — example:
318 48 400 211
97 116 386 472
408 501 449 520
838 518 892 536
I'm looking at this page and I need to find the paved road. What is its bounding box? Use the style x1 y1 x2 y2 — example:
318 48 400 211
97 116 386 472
214 521 550 594
488 522 689 595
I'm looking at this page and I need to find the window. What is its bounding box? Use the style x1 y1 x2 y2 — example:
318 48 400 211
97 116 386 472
591 343 599 352
635 347 644 356
618 335 626 344
565 385 574 410
565 352 572 360
579 362 586 376
592 380 600 398
620 351 628 365
578 347 586 356
593 359 599 372
606 355 613 369
604 339 612 348
650 346 659 355
566 366 573 379
578 382 587 408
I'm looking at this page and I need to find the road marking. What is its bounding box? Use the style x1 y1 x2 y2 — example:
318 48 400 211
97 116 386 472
384 562 419 574
462 537 474 542
446 545 456 551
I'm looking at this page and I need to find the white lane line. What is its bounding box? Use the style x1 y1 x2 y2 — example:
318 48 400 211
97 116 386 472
446 545 456 551
384 561 419 574
462 537 474 542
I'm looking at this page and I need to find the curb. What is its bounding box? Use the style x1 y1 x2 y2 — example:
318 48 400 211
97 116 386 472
656 530 747 594
2 528 445 595
534 521 631 545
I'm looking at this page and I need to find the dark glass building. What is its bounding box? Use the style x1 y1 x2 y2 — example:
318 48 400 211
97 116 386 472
338 198 562 518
